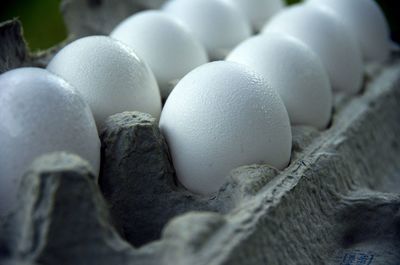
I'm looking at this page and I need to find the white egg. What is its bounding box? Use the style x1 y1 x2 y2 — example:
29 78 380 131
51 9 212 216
223 0 285 32
0 67 100 217
307 0 391 62
159 61 292 195
163 0 252 60
262 4 363 94
227 34 332 129
110 10 208 98
47 36 161 127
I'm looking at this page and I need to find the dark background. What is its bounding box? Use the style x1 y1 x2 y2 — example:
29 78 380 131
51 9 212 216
0 0 398 51
0 0 67 51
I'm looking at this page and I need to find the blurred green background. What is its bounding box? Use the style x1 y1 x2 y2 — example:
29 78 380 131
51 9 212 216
0 0 67 51
0 0 398 51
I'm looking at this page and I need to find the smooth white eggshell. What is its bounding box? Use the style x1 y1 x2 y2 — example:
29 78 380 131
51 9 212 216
307 0 390 62
0 67 100 217
110 10 208 98
224 0 285 32
262 4 363 94
47 36 161 127
159 61 292 195
227 33 332 129
163 0 252 60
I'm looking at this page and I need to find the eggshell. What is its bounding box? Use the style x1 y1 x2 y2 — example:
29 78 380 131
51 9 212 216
307 0 391 62
163 0 252 60
262 4 363 94
227 34 332 129
224 0 285 32
47 36 161 127
110 10 208 98
159 61 292 195
0 67 100 217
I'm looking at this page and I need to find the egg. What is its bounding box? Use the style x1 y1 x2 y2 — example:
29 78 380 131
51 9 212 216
307 0 391 62
0 67 100 217
47 36 161 128
159 61 292 195
110 10 208 98
163 0 252 60
223 0 285 32
227 33 332 129
262 4 363 94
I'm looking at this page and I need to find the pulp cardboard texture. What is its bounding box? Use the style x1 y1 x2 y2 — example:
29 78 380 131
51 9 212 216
1 1 400 264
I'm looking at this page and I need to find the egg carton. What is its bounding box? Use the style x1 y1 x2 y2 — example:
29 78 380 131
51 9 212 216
1 1 400 264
